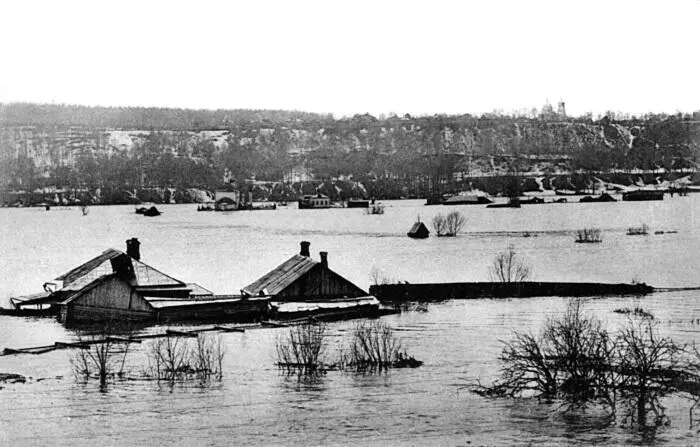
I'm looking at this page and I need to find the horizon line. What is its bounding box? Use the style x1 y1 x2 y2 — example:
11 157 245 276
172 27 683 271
1 100 699 121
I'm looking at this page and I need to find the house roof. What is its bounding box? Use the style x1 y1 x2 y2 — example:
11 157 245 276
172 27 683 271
54 248 185 293
131 258 185 287
408 221 429 235
186 283 214 296
56 249 122 286
241 254 318 297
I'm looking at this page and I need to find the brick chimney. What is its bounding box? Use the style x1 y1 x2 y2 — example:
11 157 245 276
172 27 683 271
319 251 328 267
300 241 310 257
126 238 141 260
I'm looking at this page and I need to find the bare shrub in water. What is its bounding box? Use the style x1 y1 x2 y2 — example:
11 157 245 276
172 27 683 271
475 299 691 429
575 227 603 243
365 203 385 215
369 266 393 286
70 320 134 386
444 211 466 236
432 211 466 237
341 320 421 370
627 224 649 236
148 332 225 381
490 244 532 283
275 323 328 373
149 333 188 381
615 318 682 427
543 300 617 405
190 333 226 380
432 213 447 236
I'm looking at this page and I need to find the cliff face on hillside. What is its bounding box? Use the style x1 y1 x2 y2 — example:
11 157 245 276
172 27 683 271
1 104 698 203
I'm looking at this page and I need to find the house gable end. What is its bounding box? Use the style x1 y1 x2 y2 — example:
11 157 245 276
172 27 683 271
277 264 367 300
64 275 153 312
242 255 317 297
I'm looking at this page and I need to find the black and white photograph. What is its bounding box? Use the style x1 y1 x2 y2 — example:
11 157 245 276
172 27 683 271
1 0 700 445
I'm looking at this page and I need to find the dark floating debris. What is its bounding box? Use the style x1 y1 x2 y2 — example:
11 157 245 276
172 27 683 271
136 206 161 216
0 373 27 384
579 193 616 203
613 307 654 319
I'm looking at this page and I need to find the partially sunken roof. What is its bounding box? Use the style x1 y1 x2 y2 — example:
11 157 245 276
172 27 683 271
185 283 214 296
132 258 185 287
241 254 317 297
408 221 429 236
55 248 185 292
56 249 122 285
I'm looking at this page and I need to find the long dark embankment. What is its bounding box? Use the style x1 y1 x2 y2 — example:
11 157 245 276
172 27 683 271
370 282 654 302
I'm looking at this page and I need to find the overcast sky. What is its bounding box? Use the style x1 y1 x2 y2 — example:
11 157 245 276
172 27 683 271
0 0 697 118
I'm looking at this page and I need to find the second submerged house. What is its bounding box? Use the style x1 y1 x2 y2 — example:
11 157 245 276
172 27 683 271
241 241 383 320
241 241 367 300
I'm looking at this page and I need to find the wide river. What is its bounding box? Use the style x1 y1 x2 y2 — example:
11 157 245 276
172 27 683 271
1 196 700 445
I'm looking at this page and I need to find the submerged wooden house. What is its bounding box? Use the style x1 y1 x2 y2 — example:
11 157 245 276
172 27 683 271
13 238 268 324
241 241 367 301
241 241 383 320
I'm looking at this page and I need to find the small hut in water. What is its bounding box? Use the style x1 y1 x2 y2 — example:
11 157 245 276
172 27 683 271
407 220 430 239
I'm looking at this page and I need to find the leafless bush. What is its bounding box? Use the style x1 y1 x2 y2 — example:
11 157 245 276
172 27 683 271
432 211 466 237
148 332 225 381
490 244 532 283
275 323 328 373
479 331 557 398
148 334 189 381
369 266 393 285
70 321 134 386
365 204 385 215
481 300 613 402
475 300 690 428
616 319 681 391
339 320 421 370
627 223 649 236
274 321 422 374
432 213 447 236
344 320 401 370
615 318 682 427
444 211 466 236
190 333 226 380
543 300 617 405
575 227 602 243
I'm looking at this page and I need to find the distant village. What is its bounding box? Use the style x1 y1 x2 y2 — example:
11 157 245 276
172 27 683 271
1 101 699 206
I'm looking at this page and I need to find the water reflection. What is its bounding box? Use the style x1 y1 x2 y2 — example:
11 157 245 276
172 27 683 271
277 370 327 393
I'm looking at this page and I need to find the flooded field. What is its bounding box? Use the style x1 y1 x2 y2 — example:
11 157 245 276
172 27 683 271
2 196 700 445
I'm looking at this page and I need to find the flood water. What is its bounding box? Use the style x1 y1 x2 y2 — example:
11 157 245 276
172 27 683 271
1 196 700 445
